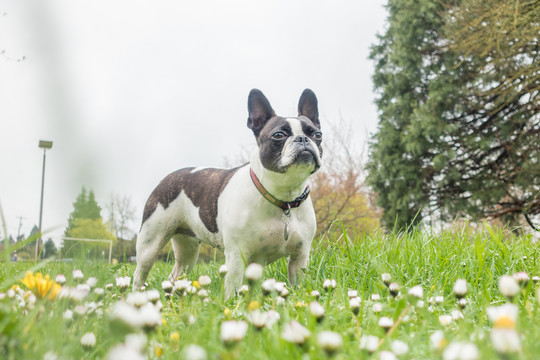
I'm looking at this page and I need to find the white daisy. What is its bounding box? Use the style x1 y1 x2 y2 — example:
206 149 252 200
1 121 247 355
309 301 325 321
115 276 131 290
126 291 149 308
391 340 409 355
388 283 400 297
453 279 467 298
245 263 263 282
262 278 277 295
430 330 446 351
72 269 84 281
408 285 423 299
513 272 529 286
491 328 521 354
281 320 310 345
378 316 393 331
218 264 229 277
498 275 520 299
55 274 66 285
349 297 361 315
86 277 98 288
359 335 379 353
198 275 212 287
322 279 337 291
220 320 248 346
80 332 96 348
379 350 397 360
248 309 268 330
161 280 174 293
443 342 479 360
182 344 207 360
439 314 453 326
317 331 342 356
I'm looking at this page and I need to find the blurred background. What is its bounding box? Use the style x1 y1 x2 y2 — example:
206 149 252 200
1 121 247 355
1 0 538 262
0 0 386 260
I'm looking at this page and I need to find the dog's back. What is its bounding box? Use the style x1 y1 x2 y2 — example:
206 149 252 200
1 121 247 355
141 166 243 234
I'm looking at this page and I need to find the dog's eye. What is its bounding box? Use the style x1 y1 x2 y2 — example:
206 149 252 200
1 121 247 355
272 131 287 140
313 131 323 141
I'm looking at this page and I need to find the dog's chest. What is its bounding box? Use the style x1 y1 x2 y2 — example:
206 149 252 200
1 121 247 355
218 173 315 262
242 213 307 262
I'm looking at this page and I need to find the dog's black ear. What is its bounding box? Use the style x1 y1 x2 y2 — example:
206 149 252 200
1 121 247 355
247 89 275 137
298 89 320 128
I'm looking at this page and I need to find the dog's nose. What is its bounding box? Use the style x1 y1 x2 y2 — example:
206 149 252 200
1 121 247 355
294 135 309 145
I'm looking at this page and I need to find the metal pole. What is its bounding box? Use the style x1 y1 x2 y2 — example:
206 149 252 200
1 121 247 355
109 240 112 264
36 148 47 260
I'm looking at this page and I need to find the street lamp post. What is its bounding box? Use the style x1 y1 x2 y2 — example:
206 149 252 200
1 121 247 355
36 140 53 260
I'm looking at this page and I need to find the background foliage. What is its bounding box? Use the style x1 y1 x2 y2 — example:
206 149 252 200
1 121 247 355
367 0 539 230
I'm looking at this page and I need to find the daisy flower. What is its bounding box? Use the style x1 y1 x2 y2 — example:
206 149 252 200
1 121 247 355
220 320 248 346
498 275 520 299
80 332 96 349
453 279 467 299
245 263 263 282
281 320 310 345
309 301 325 322
317 331 342 356
182 344 207 360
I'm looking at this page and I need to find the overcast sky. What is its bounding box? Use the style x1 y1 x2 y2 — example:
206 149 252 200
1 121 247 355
0 0 387 244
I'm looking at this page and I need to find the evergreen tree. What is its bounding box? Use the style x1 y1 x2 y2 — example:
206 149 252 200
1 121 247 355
43 238 57 258
63 188 116 259
65 187 103 236
367 0 449 229
368 0 540 229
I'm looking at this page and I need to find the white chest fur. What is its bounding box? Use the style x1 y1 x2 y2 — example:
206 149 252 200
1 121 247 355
218 165 316 264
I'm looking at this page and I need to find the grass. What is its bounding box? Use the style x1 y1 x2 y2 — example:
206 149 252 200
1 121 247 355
1 225 539 359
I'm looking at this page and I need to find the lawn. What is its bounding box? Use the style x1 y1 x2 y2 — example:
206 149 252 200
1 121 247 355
1 225 539 359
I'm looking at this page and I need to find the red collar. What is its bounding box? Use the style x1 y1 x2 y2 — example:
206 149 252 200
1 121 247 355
250 168 310 211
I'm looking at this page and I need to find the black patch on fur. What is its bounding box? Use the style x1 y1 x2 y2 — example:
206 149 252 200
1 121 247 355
247 89 275 137
298 89 320 128
142 166 243 233
299 117 323 159
257 116 292 173
174 226 196 238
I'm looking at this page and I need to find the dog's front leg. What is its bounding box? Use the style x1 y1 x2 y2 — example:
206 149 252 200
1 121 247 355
288 253 309 286
223 249 244 299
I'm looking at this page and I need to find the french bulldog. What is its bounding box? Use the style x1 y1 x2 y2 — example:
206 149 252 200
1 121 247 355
133 89 323 298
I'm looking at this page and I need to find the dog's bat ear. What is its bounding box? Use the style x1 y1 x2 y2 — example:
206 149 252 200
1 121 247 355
298 89 320 129
247 89 275 137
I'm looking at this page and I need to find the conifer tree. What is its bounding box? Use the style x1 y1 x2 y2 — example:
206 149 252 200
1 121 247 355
368 0 539 229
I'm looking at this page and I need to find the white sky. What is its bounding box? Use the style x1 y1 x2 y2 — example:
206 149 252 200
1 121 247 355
0 0 387 243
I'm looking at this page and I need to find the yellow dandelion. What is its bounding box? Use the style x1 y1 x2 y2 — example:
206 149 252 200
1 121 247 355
224 308 232 317
161 318 167 326
494 316 516 329
192 280 201 289
296 301 306 308
21 271 61 300
170 332 180 342
154 344 163 357
248 301 260 311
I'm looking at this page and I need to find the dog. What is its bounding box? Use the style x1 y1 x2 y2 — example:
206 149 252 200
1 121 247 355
133 89 323 298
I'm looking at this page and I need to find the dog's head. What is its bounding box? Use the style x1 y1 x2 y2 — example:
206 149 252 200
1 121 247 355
247 89 323 175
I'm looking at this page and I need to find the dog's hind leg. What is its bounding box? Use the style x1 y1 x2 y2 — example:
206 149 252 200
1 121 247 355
169 234 201 282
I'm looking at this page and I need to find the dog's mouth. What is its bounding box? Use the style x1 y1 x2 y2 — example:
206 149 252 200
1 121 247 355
292 146 321 170
295 149 316 163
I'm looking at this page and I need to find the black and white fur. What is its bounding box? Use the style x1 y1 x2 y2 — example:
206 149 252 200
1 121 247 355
133 89 323 298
